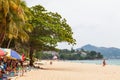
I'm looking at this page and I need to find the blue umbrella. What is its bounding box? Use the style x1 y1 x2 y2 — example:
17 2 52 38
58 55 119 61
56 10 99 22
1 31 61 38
11 50 21 60
3 49 21 60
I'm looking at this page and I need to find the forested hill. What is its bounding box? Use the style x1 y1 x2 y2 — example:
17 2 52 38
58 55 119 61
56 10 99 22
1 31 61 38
77 44 120 59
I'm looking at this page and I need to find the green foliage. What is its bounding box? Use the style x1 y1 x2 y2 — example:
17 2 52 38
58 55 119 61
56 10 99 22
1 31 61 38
71 47 75 53
59 53 84 60
59 49 103 60
59 49 72 54
27 4 76 66
85 51 103 59
29 5 76 50
0 0 32 44
0 1 76 66
35 52 53 60
97 52 103 59
0 0 32 48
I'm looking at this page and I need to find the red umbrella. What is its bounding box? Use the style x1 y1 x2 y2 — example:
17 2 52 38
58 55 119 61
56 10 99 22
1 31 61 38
0 49 6 56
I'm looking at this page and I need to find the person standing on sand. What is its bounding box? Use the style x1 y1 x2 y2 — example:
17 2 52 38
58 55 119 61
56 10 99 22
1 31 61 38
50 61 52 65
103 59 106 66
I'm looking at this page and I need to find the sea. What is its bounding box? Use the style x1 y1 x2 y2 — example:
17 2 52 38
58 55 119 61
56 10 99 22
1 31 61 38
67 59 120 66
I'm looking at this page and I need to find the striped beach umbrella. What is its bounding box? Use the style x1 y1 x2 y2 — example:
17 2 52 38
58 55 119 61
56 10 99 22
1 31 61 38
3 49 21 60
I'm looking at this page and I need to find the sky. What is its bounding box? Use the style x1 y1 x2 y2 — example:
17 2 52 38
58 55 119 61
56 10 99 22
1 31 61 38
26 0 120 49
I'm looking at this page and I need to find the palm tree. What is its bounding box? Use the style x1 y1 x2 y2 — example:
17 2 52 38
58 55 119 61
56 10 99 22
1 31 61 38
0 0 32 47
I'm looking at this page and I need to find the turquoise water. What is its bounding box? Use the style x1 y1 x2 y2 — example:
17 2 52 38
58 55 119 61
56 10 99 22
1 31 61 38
68 59 120 66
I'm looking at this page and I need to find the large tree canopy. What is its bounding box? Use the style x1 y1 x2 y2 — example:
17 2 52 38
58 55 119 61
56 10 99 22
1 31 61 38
28 5 76 66
29 5 75 49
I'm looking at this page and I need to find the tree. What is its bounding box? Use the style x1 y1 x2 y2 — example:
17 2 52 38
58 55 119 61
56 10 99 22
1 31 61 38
97 52 103 59
71 47 75 53
0 0 32 47
35 52 53 60
28 5 76 66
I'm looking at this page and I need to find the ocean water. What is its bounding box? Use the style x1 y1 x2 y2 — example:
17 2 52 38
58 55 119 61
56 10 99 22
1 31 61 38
68 59 120 66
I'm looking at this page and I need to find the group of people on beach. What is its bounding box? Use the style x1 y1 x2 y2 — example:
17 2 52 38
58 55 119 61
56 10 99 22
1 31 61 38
0 57 25 80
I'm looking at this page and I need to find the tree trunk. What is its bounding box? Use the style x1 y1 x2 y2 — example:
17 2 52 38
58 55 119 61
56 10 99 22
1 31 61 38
29 47 34 66
0 32 5 47
0 21 6 47
7 39 12 48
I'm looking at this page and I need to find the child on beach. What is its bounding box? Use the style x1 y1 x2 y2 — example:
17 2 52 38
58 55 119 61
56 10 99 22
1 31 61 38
50 61 52 65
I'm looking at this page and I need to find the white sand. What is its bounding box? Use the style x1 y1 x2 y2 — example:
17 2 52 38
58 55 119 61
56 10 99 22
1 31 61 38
13 60 120 80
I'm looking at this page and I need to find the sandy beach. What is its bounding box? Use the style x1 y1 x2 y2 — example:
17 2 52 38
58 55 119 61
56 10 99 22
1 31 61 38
13 60 120 80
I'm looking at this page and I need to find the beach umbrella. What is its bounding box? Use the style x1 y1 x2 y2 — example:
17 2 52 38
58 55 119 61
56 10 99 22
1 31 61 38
3 49 21 60
53 55 58 60
0 48 6 56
